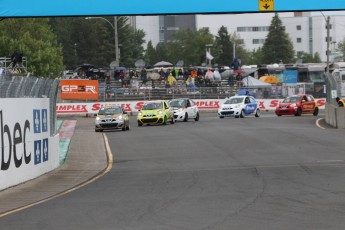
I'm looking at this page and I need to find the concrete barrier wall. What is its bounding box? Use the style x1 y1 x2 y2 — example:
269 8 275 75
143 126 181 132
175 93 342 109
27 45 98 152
56 98 327 114
325 103 345 129
0 98 60 191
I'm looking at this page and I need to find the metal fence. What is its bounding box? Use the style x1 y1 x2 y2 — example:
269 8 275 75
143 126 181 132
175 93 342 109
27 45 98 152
0 75 60 135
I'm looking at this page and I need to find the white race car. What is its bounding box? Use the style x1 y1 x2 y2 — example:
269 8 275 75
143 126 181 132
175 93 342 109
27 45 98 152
218 96 260 118
169 98 200 122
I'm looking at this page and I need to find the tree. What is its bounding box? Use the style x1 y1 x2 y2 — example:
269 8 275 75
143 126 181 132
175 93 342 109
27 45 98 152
144 40 158 66
296 51 322 63
50 16 146 69
262 13 295 64
172 28 214 66
214 26 232 66
337 39 345 61
0 18 64 78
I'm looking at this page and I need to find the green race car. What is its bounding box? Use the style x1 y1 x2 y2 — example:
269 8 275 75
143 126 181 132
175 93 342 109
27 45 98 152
137 100 175 126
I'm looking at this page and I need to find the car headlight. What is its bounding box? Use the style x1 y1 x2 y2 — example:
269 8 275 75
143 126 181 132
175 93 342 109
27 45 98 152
138 112 142 116
290 103 297 107
157 110 163 115
178 108 184 112
96 116 100 120
118 115 123 120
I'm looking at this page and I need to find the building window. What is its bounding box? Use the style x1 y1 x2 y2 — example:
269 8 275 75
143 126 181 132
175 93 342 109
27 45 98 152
237 26 269 32
296 25 301 30
297 38 302 43
253 39 265 44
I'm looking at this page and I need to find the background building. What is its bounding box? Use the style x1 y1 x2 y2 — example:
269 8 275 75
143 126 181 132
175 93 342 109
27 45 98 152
136 12 345 63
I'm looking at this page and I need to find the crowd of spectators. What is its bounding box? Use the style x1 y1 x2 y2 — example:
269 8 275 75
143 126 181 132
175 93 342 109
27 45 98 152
113 66 228 89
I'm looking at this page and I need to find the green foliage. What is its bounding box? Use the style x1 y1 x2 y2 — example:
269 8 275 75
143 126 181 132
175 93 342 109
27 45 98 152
337 39 345 61
262 13 295 64
247 47 265 65
214 26 232 66
296 51 322 63
0 18 64 78
145 41 158 66
50 16 146 69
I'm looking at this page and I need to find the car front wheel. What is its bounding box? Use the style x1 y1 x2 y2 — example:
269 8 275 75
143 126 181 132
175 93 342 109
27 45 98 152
240 110 245 118
255 109 260 117
183 113 188 122
313 107 319 116
195 112 199 121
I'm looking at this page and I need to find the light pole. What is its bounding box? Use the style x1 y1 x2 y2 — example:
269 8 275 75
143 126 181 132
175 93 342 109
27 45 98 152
85 16 119 67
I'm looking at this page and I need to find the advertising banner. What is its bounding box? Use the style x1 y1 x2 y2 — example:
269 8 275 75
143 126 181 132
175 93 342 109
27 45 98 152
0 98 59 190
56 98 326 114
1 1 345 17
60 79 99 100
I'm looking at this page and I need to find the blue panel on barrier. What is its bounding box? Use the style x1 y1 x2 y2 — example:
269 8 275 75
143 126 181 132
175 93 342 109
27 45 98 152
0 0 345 17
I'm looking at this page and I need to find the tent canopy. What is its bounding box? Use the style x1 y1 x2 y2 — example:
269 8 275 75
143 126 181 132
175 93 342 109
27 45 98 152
259 75 280 84
242 76 271 88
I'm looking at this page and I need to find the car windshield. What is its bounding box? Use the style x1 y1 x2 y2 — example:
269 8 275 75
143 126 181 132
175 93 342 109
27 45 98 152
142 102 163 110
225 97 244 104
284 96 300 103
169 100 186 108
98 107 122 115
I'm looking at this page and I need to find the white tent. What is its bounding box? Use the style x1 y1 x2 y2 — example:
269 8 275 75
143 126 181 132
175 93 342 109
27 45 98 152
242 76 271 88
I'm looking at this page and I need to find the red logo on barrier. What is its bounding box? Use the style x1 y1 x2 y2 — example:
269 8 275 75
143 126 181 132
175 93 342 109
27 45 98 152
195 101 220 109
56 105 88 113
317 99 325 107
135 102 145 110
91 103 132 112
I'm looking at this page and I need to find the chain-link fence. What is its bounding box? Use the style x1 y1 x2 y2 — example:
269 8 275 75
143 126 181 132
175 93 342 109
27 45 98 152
324 72 338 106
0 75 60 135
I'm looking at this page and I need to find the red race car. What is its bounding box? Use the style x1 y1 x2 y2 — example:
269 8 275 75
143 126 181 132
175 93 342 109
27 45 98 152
275 94 319 116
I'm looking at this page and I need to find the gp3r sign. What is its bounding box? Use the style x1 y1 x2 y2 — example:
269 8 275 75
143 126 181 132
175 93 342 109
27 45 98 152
60 79 99 100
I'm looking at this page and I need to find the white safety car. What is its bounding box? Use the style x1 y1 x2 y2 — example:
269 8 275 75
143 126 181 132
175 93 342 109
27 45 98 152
218 96 260 118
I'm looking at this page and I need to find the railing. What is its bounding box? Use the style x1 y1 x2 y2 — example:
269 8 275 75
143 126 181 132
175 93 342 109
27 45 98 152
0 75 60 135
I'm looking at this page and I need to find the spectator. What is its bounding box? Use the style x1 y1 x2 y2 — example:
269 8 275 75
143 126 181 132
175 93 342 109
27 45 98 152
159 68 165 80
336 97 345 107
178 68 184 80
231 58 240 71
213 68 221 82
205 68 214 82
190 69 197 78
10 50 23 69
167 73 177 87
186 76 195 89
141 68 147 84
119 70 126 87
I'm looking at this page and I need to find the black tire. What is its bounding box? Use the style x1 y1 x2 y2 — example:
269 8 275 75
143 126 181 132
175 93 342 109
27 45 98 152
138 122 142 127
313 107 319 116
126 124 130 130
235 116 239 118
195 112 200 121
170 117 175 124
219 116 224 119
255 109 260 117
295 107 302 116
95 129 99 132
240 110 245 118
183 113 188 122
122 125 126 131
163 116 167 125
277 114 282 117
